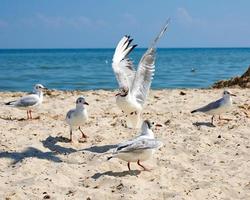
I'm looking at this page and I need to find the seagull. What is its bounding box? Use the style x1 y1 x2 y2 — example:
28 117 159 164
66 96 89 142
191 90 236 124
5 83 47 119
107 120 162 171
112 18 170 128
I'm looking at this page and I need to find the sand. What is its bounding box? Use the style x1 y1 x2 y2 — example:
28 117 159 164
0 89 250 200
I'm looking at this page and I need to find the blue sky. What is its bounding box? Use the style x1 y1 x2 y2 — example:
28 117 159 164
0 0 250 48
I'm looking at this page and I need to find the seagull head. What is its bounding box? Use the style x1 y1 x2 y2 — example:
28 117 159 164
76 96 89 106
34 84 47 93
223 90 236 98
140 120 154 138
115 87 129 97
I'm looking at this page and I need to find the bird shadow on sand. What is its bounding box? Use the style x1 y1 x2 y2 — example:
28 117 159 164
83 144 118 154
193 122 216 128
41 136 77 154
0 147 62 165
91 170 141 180
0 115 40 121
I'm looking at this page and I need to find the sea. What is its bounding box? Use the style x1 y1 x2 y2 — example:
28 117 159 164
0 48 249 91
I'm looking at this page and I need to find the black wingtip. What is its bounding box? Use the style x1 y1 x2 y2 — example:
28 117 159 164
191 110 197 114
5 101 13 105
107 156 112 161
130 44 137 52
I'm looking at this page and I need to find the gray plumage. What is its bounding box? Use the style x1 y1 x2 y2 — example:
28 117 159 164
115 138 162 153
191 98 224 113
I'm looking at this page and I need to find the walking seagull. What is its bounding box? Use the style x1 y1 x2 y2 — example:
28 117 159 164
66 96 89 142
5 83 47 119
107 120 162 171
191 90 236 124
112 18 170 128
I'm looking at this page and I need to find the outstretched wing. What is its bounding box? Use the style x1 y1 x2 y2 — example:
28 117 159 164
131 18 170 105
112 35 137 89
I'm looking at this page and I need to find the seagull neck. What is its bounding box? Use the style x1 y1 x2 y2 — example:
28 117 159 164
36 90 43 99
76 104 84 110
223 94 231 102
141 128 154 139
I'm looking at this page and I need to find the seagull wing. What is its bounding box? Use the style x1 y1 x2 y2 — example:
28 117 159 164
115 138 162 154
196 98 224 112
131 18 170 105
112 35 137 89
14 94 39 107
66 109 75 120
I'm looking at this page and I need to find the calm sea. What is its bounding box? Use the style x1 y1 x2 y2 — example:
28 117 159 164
0 48 249 91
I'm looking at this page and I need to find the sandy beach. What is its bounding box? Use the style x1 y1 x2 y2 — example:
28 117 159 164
0 89 250 200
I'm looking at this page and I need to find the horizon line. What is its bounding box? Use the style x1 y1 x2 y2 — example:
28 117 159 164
0 46 250 50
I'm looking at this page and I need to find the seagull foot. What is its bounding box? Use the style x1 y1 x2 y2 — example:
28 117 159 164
78 137 87 143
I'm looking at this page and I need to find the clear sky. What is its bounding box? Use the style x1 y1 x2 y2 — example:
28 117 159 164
0 0 250 48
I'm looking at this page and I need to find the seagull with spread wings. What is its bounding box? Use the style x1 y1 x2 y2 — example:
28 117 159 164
112 19 170 128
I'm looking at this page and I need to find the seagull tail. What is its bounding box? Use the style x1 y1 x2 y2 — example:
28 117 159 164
191 109 198 114
112 35 137 64
148 18 171 50
5 100 16 106
107 156 113 161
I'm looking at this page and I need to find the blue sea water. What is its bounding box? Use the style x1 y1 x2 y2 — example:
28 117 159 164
0 48 249 91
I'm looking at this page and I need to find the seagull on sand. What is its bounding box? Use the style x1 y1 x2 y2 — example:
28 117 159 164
191 90 236 124
107 120 162 171
112 18 170 128
66 96 89 142
5 83 47 119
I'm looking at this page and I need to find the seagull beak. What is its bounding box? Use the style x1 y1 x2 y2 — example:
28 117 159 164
42 87 48 90
230 93 236 97
115 92 120 96
84 102 89 105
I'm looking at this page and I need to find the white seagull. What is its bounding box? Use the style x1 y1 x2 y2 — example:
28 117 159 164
5 83 47 119
191 90 236 124
66 96 89 142
112 18 170 128
107 120 162 171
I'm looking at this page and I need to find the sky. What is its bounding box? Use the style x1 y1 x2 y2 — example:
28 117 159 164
0 0 250 48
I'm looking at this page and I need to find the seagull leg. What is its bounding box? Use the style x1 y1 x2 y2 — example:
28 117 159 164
78 126 87 138
211 115 214 125
78 126 87 143
137 160 150 171
29 110 32 119
127 162 131 171
26 110 29 119
69 129 73 142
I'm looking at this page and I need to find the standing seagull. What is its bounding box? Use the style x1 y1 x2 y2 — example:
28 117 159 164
5 83 47 119
112 18 170 128
191 90 236 124
107 120 162 171
66 96 89 142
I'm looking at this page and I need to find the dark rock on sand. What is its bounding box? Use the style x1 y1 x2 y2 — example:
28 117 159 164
212 66 250 88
